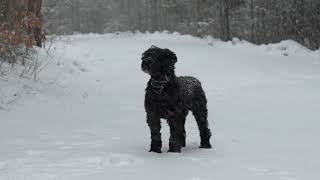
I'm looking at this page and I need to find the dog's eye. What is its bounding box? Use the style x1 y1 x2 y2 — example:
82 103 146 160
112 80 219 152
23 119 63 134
142 57 153 62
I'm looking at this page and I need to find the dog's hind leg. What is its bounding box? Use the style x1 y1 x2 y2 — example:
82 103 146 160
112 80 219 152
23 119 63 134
147 114 162 153
180 112 188 147
181 122 186 147
192 89 212 149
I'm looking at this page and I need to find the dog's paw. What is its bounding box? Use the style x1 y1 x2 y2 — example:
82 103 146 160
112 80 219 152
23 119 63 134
149 141 162 153
181 140 186 147
168 150 181 153
149 148 162 153
168 147 182 153
199 142 212 149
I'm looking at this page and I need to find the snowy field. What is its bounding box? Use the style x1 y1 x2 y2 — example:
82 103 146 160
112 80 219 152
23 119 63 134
1 32 320 180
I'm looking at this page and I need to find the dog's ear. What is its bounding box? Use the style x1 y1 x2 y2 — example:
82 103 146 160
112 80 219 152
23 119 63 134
161 48 177 65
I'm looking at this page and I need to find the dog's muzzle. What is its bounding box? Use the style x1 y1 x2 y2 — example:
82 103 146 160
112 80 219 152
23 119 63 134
141 57 153 74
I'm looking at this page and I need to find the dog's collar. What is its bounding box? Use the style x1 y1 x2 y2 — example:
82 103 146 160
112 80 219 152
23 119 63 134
150 74 170 94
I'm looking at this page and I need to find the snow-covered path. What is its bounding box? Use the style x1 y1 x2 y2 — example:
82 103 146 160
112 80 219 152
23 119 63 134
1 33 320 180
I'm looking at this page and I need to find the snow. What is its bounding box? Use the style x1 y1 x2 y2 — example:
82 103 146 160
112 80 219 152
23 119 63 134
1 32 320 180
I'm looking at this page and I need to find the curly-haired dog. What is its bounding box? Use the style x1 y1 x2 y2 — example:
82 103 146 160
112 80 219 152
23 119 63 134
141 46 212 153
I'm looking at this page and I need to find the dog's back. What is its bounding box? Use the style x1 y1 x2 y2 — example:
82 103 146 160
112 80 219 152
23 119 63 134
177 76 206 110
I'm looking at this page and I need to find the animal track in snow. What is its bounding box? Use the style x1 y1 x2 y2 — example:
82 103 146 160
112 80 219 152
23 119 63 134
72 60 88 72
107 154 136 167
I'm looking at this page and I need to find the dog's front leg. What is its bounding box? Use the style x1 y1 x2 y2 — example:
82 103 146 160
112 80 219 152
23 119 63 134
168 119 183 153
147 114 162 153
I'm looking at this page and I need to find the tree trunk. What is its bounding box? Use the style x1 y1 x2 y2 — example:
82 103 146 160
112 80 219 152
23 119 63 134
151 0 159 31
28 0 43 47
220 0 231 41
250 0 255 42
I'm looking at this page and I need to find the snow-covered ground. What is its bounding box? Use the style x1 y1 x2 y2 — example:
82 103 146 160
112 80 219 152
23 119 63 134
1 32 320 180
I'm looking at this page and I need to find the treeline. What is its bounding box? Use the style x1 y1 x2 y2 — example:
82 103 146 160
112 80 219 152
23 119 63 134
44 0 320 49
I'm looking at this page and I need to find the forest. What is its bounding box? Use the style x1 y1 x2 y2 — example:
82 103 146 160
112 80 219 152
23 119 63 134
42 0 320 50
1 0 320 50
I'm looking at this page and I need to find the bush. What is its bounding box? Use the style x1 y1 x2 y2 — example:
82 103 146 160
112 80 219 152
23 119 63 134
0 1 46 78
0 10 45 63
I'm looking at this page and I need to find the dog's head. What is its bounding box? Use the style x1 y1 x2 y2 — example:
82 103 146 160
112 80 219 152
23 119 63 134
141 46 177 76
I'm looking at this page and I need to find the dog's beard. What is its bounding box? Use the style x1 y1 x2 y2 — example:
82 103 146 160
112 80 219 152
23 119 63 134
143 69 150 74
142 65 152 75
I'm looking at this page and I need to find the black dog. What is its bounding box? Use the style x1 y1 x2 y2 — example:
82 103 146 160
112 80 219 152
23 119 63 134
141 46 212 153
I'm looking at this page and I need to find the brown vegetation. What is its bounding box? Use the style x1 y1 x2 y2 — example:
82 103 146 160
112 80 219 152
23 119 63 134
0 0 45 64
